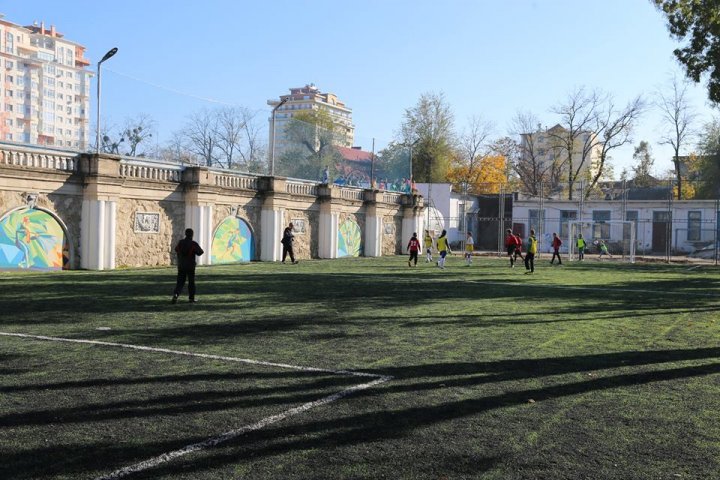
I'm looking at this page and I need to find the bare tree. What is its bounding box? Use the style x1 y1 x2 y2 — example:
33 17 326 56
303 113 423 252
235 108 267 173
121 114 156 157
509 111 557 196
158 130 197 165
549 88 604 200
183 109 219 167
656 75 697 199
214 107 244 169
586 95 645 196
453 116 494 192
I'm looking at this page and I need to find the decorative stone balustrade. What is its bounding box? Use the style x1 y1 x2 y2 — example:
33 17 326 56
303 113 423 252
338 187 364 201
0 144 78 172
119 161 183 182
285 180 318 196
214 173 259 190
382 192 403 204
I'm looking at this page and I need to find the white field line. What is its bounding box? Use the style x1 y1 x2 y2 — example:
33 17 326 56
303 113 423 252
0 332 391 479
469 280 720 298
97 376 390 480
0 332 382 378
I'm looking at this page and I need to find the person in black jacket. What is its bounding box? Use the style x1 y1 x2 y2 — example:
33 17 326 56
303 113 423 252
281 222 298 264
172 228 204 304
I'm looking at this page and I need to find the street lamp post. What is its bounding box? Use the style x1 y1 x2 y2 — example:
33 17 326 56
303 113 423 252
269 97 288 176
95 47 118 154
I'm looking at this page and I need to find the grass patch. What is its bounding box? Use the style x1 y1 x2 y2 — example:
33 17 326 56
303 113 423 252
1 256 719 479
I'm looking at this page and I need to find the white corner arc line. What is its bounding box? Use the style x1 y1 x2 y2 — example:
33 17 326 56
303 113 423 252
0 332 392 479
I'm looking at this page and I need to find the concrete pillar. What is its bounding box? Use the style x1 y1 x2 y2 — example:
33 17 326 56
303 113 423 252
260 206 284 261
80 154 120 270
319 208 339 259
185 204 214 265
364 192 382 257
402 193 425 250
80 198 116 270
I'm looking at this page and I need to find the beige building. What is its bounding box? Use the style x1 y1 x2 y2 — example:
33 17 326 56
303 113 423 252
0 15 93 150
267 84 354 155
520 124 602 185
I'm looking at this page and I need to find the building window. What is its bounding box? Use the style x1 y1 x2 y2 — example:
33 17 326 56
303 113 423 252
4 104 12 112
592 210 611 239
688 211 701 241
5 119 12 127
5 133 12 140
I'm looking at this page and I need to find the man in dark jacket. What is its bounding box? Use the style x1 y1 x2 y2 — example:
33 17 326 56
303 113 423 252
281 222 298 264
172 228 204 303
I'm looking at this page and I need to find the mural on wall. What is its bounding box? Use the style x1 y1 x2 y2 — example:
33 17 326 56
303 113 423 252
211 216 255 264
337 218 362 257
0 208 68 270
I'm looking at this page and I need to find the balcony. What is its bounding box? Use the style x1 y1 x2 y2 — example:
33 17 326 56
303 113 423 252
75 57 90 67
17 43 38 54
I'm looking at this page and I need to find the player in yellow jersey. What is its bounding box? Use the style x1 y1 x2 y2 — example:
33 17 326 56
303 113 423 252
436 229 452 269
423 230 434 262
464 231 474 266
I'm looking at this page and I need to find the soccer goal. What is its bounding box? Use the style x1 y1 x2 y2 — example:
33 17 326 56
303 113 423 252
567 220 636 263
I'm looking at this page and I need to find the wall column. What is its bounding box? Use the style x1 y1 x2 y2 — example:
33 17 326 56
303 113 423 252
80 154 121 270
258 176 289 262
318 185 339 259
402 193 425 250
364 190 382 257
185 204 214 265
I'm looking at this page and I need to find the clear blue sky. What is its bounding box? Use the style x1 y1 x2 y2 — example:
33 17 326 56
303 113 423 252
4 0 717 177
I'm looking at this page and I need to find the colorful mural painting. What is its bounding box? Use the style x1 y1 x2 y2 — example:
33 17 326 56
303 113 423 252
337 218 362 257
211 217 255 264
0 208 68 270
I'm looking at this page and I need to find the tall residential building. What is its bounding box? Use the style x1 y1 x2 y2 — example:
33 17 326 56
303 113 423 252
520 123 602 185
267 84 354 156
0 15 93 150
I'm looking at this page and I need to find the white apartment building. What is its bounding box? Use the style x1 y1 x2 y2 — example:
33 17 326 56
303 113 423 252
520 124 602 186
267 84 354 155
0 16 93 150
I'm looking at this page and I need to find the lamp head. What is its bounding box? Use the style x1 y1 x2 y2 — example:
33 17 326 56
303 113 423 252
99 47 118 64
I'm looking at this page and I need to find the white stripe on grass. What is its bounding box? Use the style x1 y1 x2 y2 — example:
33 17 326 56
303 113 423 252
0 332 391 479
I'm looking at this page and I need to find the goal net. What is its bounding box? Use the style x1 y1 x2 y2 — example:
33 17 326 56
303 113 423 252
567 221 636 263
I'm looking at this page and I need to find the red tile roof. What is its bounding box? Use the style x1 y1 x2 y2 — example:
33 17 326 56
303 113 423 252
337 146 372 163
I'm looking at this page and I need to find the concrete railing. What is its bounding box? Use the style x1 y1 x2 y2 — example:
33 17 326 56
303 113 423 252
119 159 183 182
382 192 404 204
286 180 318 196
339 186 365 201
214 172 259 190
0 143 79 172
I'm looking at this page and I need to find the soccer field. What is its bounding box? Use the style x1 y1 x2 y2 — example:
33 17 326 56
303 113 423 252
1 256 719 479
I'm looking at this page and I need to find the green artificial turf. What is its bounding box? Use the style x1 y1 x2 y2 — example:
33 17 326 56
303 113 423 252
1 256 719 479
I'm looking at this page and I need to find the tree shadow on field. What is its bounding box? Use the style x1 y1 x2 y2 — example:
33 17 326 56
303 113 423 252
3 263 719 311
4 346 719 478
123 346 720 479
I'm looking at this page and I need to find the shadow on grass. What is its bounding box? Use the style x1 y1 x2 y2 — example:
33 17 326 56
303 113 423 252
4 347 720 479
127 348 720 479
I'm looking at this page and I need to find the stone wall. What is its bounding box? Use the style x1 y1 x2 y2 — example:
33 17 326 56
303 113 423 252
284 208 317 260
381 214 403 255
0 145 424 270
115 198 186 267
